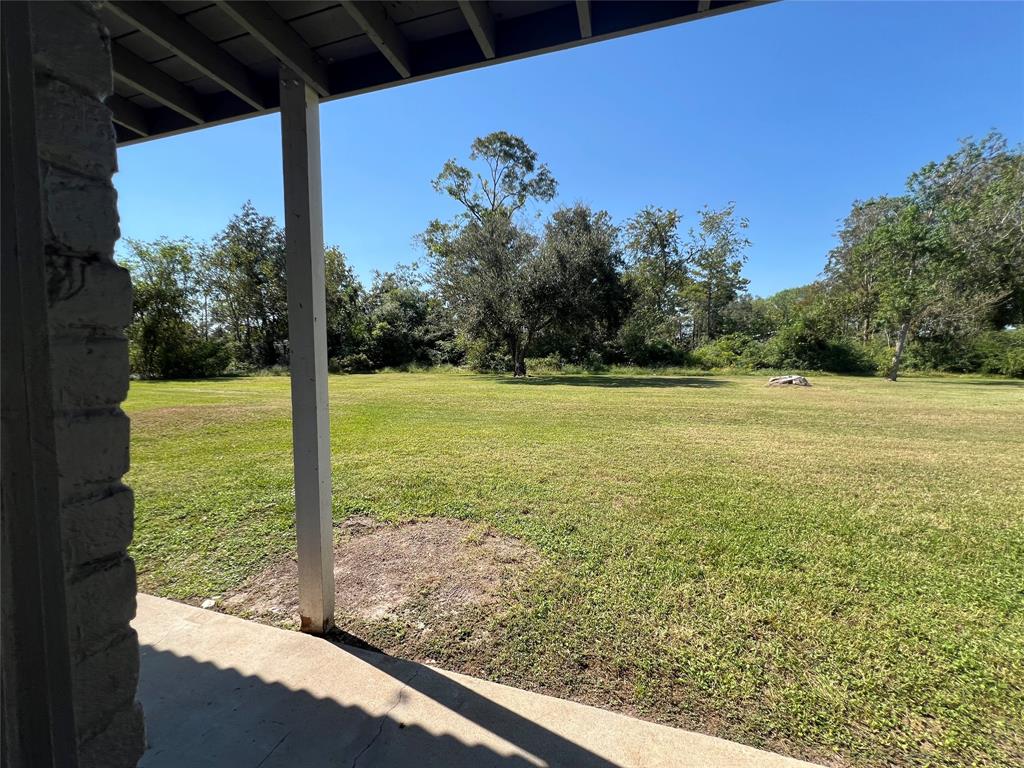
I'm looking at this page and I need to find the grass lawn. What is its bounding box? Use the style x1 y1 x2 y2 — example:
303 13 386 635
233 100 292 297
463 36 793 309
124 371 1024 767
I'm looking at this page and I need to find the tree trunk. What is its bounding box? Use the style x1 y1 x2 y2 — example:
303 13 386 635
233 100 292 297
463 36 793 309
887 320 910 381
509 336 527 377
705 287 714 342
513 353 526 377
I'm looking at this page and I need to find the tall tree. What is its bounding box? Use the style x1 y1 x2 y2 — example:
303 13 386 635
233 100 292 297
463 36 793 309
208 202 288 368
686 203 751 344
426 132 557 376
827 134 1023 380
426 210 541 376
862 198 947 381
323 245 367 362
623 207 686 316
533 204 629 362
825 197 904 343
907 132 1024 328
123 238 227 378
432 131 556 221
620 206 690 359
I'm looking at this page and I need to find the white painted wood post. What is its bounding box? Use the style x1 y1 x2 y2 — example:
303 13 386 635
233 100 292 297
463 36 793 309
279 65 334 633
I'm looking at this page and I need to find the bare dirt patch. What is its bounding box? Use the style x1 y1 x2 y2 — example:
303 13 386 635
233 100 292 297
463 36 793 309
221 517 539 645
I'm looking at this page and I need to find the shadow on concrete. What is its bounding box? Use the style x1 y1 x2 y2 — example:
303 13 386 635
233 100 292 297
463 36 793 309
332 639 622 768
497 375 730 389
138 642 619 768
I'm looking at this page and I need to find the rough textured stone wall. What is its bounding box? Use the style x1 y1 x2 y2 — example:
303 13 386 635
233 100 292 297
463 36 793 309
30 3 145 766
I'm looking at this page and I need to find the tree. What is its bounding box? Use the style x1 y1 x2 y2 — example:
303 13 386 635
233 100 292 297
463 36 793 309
825 197 903 343
323 245 367 364
721 286 823 342
124 238 228 378
427 211 541 376
826 134 1023 380
425 132 557 376
431 131 556 222
855 196 961 381
757 283 871 373
208 202 288 368
686 203 750 344
620 206 690 361
907 132 1024 328
363 264 438 369
533 204 629 363
720 294 775 340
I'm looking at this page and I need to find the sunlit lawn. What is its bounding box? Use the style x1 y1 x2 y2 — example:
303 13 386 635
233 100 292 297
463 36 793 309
124 371 1024 767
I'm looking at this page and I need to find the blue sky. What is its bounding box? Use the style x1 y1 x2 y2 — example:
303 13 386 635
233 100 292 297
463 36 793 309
114 0 1024 297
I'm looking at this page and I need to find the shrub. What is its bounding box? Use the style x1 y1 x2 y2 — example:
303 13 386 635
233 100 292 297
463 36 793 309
849 339 892 376
252 365 290 377
1003 348 1024 378
760 325 874 373
581 349 609 373
969 328 1024 377
524 352 609 374
906 335 978 373
129 329 230 379
329 353 374 373
427 336 467 367
902 329 1024 375
691 333 757 369
463 339 511 373
190 339 232 378
223 358 257 377
617 318 691 367
525 355 565 374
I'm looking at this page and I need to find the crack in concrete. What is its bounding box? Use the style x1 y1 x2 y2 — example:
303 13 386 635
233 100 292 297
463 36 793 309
349 669 421 768
254 730 291 768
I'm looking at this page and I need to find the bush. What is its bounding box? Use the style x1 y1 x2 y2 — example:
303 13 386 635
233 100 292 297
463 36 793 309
1003 348 1024 378
581 349 609 373
463 339 511 373
849 339 892 376
906 335 977 373
190 338 232 378
129 329 231 379
329 353 374 373
524 352 609 375
760 325 875 373
427 336 467 367
252 365 290 377
223 358 257 377
969 328 1024 377
691 333 757 369
617 318 691 367
902 329 1024 376
524 355 565 374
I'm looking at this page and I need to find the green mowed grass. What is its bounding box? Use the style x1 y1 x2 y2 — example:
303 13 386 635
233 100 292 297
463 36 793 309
125 371 1024 767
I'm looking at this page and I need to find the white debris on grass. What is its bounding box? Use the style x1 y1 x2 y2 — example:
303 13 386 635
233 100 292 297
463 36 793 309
768 375 812 387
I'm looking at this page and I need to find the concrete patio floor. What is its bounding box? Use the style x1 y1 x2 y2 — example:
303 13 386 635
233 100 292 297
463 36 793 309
134 594 820 768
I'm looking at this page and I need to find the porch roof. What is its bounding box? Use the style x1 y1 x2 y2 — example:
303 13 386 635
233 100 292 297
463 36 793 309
101 1 769 146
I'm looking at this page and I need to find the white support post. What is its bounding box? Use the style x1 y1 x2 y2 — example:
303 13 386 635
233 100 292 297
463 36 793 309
279 65 334 633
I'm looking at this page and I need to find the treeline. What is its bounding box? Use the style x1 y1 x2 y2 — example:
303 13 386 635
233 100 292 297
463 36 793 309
126 131 1023 380
124 203 447 378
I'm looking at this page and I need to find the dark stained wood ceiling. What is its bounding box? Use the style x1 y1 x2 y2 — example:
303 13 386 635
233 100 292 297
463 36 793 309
99 1 770 145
